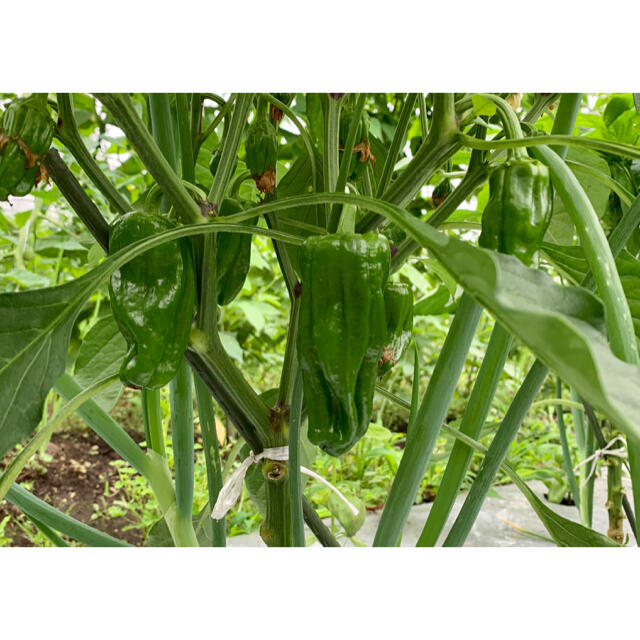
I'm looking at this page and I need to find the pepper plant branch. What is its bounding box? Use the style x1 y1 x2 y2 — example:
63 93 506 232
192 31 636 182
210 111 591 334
417 322 513 546
330 93 367 231
376 93 418 198
322 94 342 223
150 92 199 547
207 93 253 207
373 293 483 547
555 378 581 514
581 400 637 539
261 93 318 193
43 148 110 252
194 377 226 546
193 96 235 161
534 145 639 365
94 93 203 225
550 93 582 160
417 93 429 143
382 93 460 208
459 131 640 161
55 94 131 215
288 373 305 546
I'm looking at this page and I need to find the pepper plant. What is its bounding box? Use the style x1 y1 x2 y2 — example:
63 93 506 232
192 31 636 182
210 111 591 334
2 92 640 547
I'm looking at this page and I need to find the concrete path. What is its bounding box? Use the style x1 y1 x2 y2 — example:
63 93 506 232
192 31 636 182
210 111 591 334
227 477 633 547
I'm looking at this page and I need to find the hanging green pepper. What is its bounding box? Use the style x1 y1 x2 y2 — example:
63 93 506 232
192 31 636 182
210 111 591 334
245 112 278 194
338 105 375 180
269 93 294 126
478 157 553 265
216 198 257 305
297 232 390 456
109 211 196 389
0 94 54 201
378 281 413 377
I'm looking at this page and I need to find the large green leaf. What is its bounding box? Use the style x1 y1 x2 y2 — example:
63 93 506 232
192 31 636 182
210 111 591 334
545 147 611 245
0 267 107 455
508 472 619 547
74 314 126 412
543 243 640 339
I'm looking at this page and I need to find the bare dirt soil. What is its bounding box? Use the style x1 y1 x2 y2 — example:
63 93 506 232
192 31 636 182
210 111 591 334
0 393 146 547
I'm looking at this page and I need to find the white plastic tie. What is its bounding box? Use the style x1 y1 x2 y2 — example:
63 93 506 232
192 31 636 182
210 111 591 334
211 446 359 520
573 436 627 486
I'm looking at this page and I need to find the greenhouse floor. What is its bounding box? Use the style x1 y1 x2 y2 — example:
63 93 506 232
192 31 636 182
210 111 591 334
228 476 633 547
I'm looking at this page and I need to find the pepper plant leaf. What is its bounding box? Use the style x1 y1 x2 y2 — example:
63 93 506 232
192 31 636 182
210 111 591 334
542 243 640 339
0 266 108 456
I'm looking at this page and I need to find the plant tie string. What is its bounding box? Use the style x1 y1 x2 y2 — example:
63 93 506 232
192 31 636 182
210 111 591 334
573 436 627 486
210 446 359 520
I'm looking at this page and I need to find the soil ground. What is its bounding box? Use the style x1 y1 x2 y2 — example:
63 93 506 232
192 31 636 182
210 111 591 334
0 392 147 547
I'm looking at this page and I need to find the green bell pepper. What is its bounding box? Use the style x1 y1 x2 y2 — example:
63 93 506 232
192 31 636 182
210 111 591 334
297 232 390 456
479 157 553 265
109 211 196 389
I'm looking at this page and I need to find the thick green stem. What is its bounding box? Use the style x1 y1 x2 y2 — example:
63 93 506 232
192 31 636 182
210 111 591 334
418 93 429 142
458 132 640 162
373 293 483 546
260 458 292 547
43 149 110 252
443 360 549 547
55 93 130 215
187 335 272 449
5 480 130 547
417 322 513 546
382 93 459 208
194 375 226 546
94 93 203 224
605 439 625 544
571 387 594 527
208 93 253 207
169 361 197 546
550 94 582 159
534 145 638 364
288 373 305 546
555 378 581 512
277 292 301 407
376 93 418 197
322 94 342 223
331 93 367 231
302 498 340 547
141 389 165 457
176 93 196 183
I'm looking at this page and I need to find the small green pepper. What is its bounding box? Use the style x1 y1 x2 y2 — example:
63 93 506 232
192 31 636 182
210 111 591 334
216 198 257 305
297 232 390 456
478 157 553 265
109 211 196 389
379 281 413 377
269 93 294 126
0 94 54 201
338 106 375 180
245 114 278 194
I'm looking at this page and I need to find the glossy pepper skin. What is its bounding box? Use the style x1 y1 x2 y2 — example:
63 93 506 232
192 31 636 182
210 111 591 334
245 115 278 193
109 211 196 389
0 94 54 201
216 198 257 305
297 232 390 456
478 158 553 265
378 282 413 377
